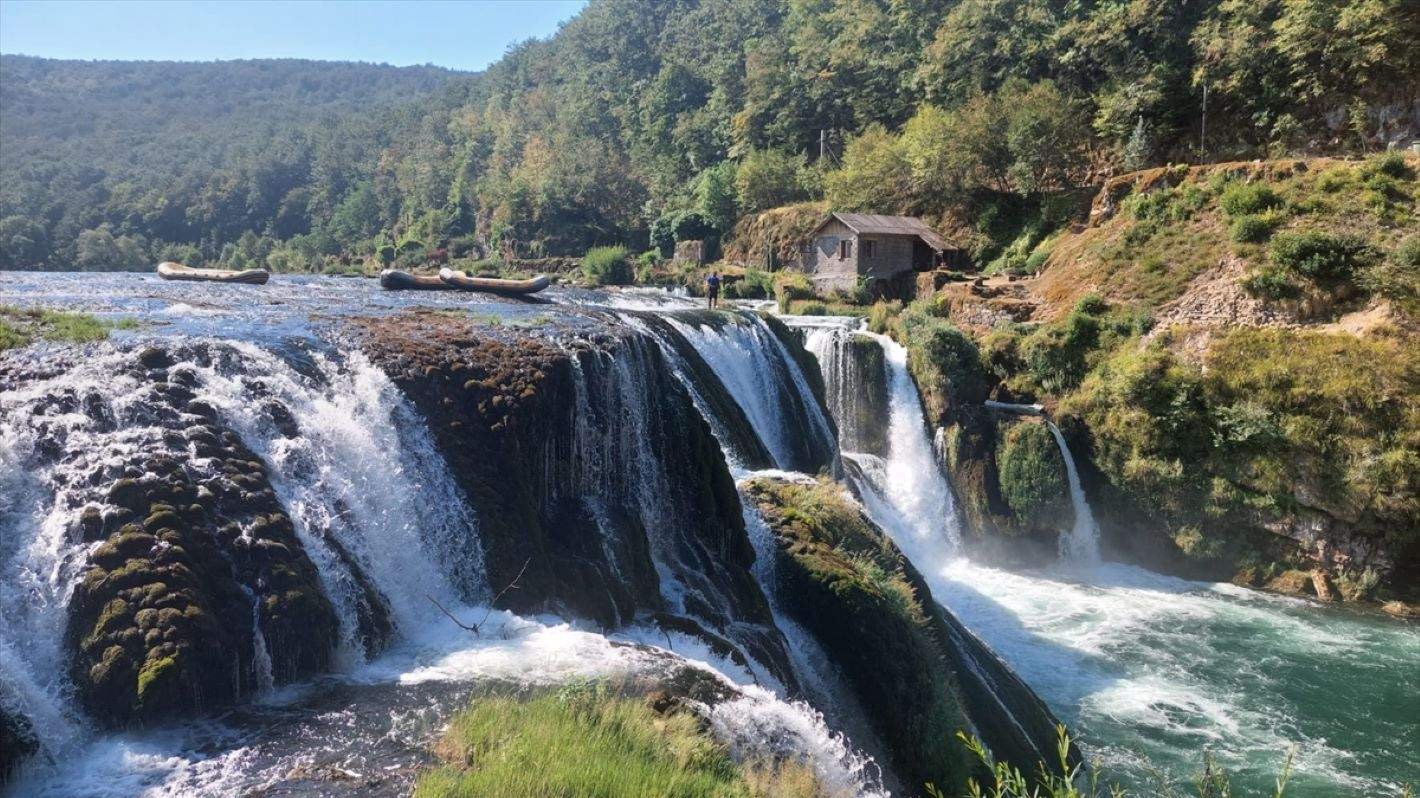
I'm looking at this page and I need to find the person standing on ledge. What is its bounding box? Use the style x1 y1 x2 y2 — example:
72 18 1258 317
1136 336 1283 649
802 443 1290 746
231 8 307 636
705 271 721 309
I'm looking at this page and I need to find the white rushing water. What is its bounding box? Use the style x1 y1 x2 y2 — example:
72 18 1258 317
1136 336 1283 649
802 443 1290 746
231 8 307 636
1045 421 1101 564
666 312 838 474
194 343 481 659
797 317 1420 797
2 335 887 798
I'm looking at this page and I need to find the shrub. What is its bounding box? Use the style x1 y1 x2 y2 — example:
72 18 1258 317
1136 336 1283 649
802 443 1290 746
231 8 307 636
582 245 633 286
773 271 816 310
867 300 901 334
1074 293 1109 316
997 422 1069 532
730 267 774 299
1269 231 1374 280
1360 236 1420 311
897 307 991 409
1362 150 1413 181
1315 166 1354 193
1241 267 1302 299
1229 212 1281 243
1021 310 1101 393
1397 236 1420 270
1219 183 1283 216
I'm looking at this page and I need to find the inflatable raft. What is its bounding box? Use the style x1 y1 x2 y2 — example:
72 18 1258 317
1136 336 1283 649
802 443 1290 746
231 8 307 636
156 262 270 284
439 268 551 295
379 269 448 290
379 268 550 295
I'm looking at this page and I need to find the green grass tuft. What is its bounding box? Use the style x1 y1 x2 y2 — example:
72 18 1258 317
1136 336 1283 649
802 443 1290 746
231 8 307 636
413 688 822 798
0 305 137 350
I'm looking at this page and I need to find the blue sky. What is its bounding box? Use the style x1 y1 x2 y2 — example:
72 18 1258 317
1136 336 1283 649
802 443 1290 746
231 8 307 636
0 0 587 71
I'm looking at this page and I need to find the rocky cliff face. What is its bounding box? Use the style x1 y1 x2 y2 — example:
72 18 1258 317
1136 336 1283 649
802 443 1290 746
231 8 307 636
355 310 796 684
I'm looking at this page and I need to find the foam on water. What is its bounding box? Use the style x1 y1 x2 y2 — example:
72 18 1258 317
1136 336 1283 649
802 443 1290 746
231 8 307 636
666 312 837 473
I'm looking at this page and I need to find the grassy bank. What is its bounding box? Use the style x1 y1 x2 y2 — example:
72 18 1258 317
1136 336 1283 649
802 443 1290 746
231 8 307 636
413 687 823 798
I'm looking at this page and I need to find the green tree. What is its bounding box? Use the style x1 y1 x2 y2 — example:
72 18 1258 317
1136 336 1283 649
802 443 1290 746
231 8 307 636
734 148 811 213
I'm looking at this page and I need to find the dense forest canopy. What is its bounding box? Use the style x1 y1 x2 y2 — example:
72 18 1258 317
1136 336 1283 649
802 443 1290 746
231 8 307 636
1 0 1416 272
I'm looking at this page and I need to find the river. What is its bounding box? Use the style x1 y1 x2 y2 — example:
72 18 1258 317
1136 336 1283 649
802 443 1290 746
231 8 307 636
1 272 1415 797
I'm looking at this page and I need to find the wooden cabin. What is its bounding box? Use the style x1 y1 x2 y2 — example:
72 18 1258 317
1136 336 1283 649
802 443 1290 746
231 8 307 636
802 213 966 295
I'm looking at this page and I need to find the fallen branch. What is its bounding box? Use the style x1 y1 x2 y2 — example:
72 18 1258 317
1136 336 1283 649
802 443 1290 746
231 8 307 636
425 557 532 637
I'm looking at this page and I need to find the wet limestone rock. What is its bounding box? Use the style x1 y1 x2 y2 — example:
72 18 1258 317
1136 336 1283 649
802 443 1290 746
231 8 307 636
1 707 38 784
743 476 970 795
57 346 342 726
744 475 1079 795
356 311 793 684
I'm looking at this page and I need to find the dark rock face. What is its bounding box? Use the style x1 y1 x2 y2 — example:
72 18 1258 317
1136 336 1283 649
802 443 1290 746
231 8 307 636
6 345 344 727
744 476 1078 795
809 329 891 457
627 312 775 470
1 708 38 784
356 311 795 686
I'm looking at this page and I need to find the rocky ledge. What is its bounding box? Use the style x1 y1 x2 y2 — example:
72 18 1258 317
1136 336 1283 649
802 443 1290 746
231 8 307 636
742 475 1079 796
4 345 347 728
354 310 796 686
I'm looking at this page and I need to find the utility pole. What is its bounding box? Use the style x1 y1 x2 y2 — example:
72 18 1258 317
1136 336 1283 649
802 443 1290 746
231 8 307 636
1200 84 1208 156
819 129 827 162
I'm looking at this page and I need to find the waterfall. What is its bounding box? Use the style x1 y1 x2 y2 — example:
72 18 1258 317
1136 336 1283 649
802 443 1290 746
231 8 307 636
1045 422 1102 564
847 331 963 556
660 312 839 475
242 586 276 695
192 342 482 657
983 400 1103 563
0 351 140 760
801 322 890 457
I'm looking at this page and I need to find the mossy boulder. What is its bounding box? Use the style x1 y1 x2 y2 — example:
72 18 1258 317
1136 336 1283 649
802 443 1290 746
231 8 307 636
743 477 970 795
60 345 342 726
995 420 1070 542
744 475 1080 795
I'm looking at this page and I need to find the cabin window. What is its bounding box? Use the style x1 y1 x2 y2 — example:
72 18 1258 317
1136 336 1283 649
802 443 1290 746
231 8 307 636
862 239 875 259
839 239 851 259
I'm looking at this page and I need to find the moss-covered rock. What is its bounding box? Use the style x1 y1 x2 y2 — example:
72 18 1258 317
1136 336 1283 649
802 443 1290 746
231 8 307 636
743 475 1079 795
57 345 342 726
743 477 970 795
995 420 1070 541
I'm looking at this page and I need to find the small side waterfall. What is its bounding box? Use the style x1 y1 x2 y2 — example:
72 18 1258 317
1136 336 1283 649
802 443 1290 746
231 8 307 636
1045 422 1102 563
983 401 1103 564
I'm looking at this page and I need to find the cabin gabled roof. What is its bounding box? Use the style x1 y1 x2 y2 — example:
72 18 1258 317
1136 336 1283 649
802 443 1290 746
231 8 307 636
810 212 950 251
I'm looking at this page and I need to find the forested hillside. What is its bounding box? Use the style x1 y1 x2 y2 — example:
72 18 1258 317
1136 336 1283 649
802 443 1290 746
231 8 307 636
2 0 1416 272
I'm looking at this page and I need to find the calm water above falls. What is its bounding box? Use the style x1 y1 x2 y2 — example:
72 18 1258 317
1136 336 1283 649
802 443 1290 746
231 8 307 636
792 318 1419 798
